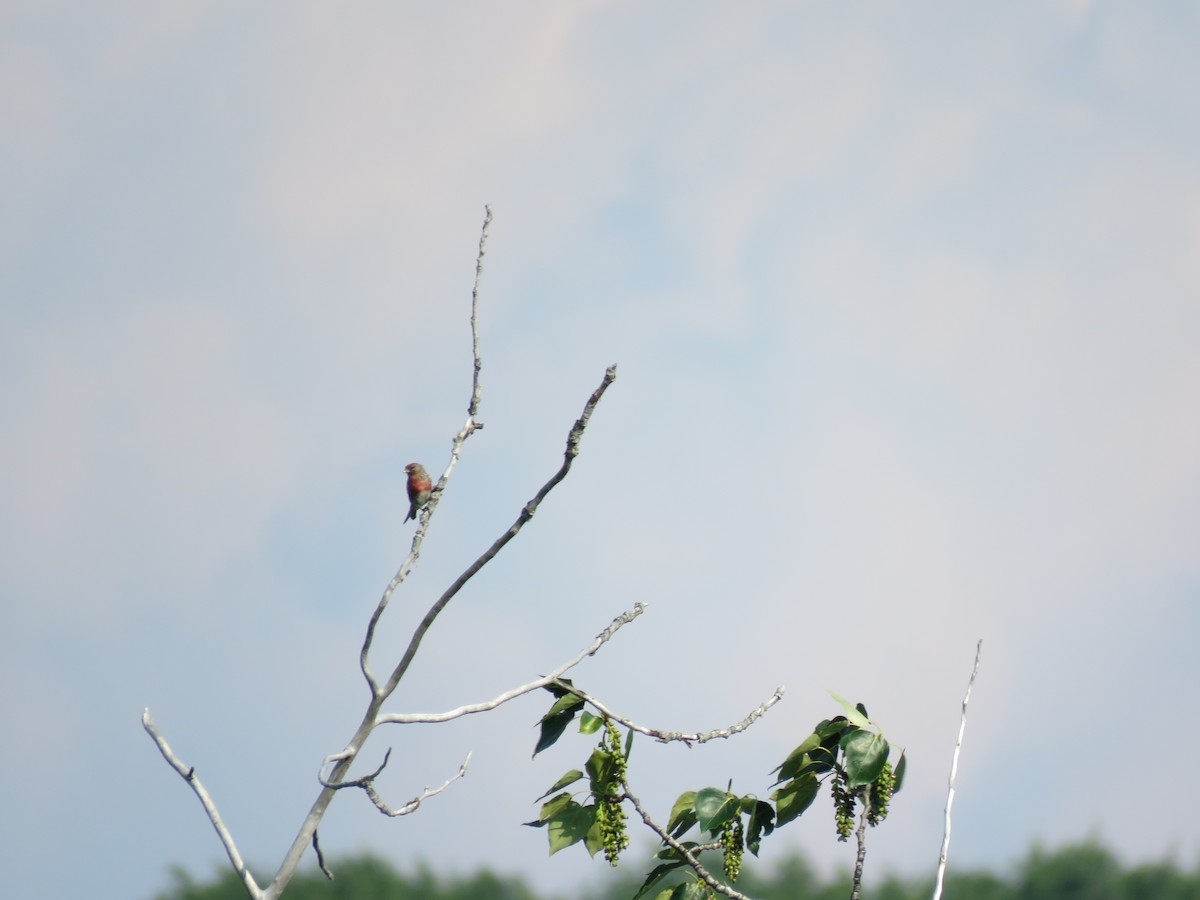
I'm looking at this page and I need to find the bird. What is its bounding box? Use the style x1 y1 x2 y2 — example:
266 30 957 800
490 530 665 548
404 462 432 522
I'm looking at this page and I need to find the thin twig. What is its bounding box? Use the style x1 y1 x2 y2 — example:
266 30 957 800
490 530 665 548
468 205 491 418
547 680 784 746
360 205 493 695
312 829 333 881
931 639 983 900
374 603 647 726
320 748 472 817
623 782 752 900
141 710 263 900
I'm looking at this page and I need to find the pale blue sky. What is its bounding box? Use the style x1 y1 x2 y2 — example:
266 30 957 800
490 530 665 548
3 3 1200 899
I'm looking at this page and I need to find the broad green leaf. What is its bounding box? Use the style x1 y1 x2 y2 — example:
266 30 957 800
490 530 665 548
678 881 712 899
842 729 889 788
746 799 775 856
829 692 872 728
579 711 603 734
533 694 586 757
546 799 594 855
632 862 686 900
667 791 698 837
772 732 822 781
535 770 584 802
655 841 700 861
585 748 615 793
694 787 739 833
533 711 575 757
584 810 604 858
893 749 907 794
531 792 575 823
541 692 585 722
771 772 819 827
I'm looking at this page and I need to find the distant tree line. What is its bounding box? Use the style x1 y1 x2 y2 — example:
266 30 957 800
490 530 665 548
155 839 1200 900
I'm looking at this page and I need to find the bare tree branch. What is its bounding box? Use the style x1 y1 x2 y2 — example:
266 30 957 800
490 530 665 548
374 603 647 726
622 782 752 900
319 747 472 817
549 680 784 746
311 830 333 881
141 709 263 900
851 792 871 900
931 639 983 900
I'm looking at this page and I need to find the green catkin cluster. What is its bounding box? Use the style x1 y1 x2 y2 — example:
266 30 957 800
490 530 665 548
721 815 744 881
597 719 629 866
867 761 895 827
832 774 856 841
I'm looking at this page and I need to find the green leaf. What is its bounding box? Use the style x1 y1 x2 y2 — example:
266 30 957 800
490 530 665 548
745 799 775 856
585 748 615 794
771 772 819 827
530 792 575 824
541 692 585 721
624 725 634 761
535 770 584 802
829 692 872 729
892 749 907 794
655 841 700 861
678 881 712 899
584 809 604 858
842 729 889 788
579 711 603 734
666 791 698 838
694 787 739 834
632 862 686 900
772 732 822 781
545 799 595 855
533 694 586 757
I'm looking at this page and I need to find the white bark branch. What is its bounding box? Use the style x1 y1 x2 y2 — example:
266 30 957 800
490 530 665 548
374 602 647 727
931 638 983 900
550 681 784 746
141 709 263 900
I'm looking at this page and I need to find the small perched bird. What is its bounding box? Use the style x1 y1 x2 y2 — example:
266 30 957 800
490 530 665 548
404 462 432 522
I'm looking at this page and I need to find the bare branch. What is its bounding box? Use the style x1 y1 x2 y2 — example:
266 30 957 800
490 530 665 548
141 709 263 900
548 681 784 746
360 205 493 694
375 603 647 726
468 205 491 419
851 792 871 900
311 830 333 881
931 639 983 900
320 748 472 817
622 782 752 900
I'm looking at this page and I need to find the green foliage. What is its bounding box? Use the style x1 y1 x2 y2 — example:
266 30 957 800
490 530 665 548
528 690 904 895
153 855 542 900
156 839 1200 900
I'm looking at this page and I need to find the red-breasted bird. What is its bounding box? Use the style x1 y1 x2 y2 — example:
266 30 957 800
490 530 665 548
404 462 433 522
